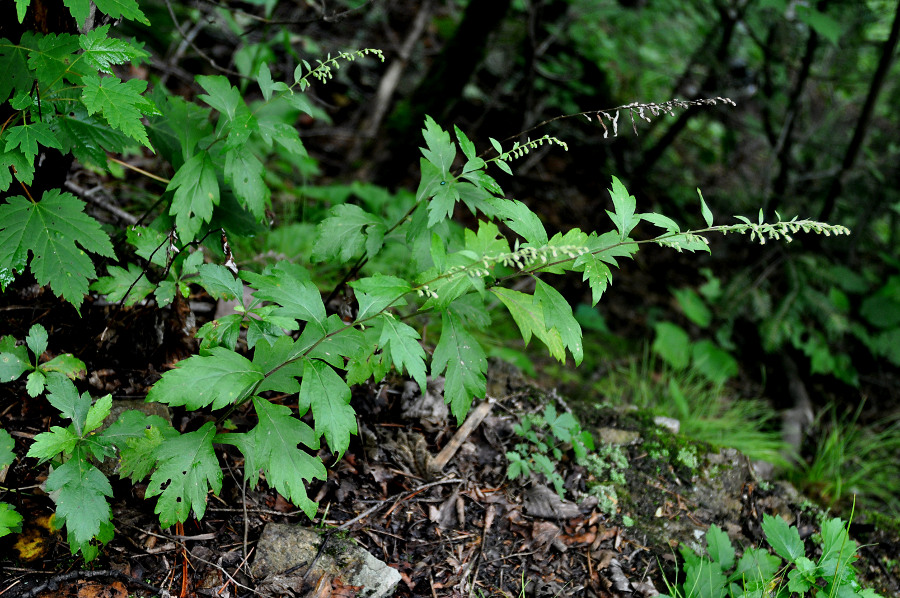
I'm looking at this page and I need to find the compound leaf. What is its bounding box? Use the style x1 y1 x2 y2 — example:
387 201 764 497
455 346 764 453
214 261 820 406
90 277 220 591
242 261 326 325
79 25 148 73
421 115 456 176
90 262 155 306
431 312 486 423
146 348 264 410
146 422 221 528
299 359 355 458
165 152 220 242
45 458 112 546
0 191 116 310
606 176 640 240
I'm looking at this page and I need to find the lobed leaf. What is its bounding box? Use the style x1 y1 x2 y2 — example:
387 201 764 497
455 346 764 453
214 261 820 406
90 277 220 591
311 204 384 264
243 261 326 325
146 348 264 410
81 74 154 148
299 359 356 457
165 152 220 241
378 315 427 393
431 312 487 423
45 457 113 546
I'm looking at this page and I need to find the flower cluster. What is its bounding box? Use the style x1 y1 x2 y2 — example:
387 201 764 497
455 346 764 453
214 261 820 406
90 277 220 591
725 217 851 245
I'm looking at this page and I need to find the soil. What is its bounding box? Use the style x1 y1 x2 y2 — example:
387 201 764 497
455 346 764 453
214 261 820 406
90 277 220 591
1 283 899 598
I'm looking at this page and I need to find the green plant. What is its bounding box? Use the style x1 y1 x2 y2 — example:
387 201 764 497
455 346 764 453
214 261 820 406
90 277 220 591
660 513 882 598
506 404 595 497
0 0 853 563
0 428 23 538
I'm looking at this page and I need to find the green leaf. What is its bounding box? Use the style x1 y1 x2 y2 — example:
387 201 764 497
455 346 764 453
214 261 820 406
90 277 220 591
166 152 220 241
26 32 87 88
486 197 549 246
45 458 113 545
819 517 857 575
455 125 477 161
62 0 93 28
673 287 712 328
25 323 48 358
706 525 735 570
0 146 34 192
0 37 31 104
243 261 326 325
45 374 90 434
684 559 726 598
27 426 78 462
118 422 179 482
81 74 153 148
146 348 264 410
220 397 325 519
156 95 213 162
534 279 583 365
4 122 63 162
734 547 782 582
691 341 738 385
573 253 612 306
196 75 242 122
93 0 148 24
83 394 112 435
651 322 691 370
42 353 87 379
79 25 148 73
0 191 116 309
378 315 427 393
299 359 356 458
698 189 713 227
225 150 268 219
90 262 155 306
1 337 31 382
641 212 681 233
0 429 16 469
761 514 804 562
53 107 131 167
146 422 222 528
311 204 384 264
0 502 23 537
492 287 565 362
421 115 456 176
197 263 244 302
607 176 640 240
431 312 487 423
256 63 276 100
796 4 842 44
26 369 46 397
350 274 410 322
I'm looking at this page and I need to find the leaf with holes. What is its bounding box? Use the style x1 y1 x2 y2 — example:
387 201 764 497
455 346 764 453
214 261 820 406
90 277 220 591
146 422 222 528
0 191 116 310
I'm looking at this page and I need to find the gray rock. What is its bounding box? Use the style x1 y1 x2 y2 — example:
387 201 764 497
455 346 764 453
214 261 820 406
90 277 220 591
252 524 401 598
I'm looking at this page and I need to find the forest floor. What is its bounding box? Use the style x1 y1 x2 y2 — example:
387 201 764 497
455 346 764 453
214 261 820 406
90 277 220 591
2 278 900 598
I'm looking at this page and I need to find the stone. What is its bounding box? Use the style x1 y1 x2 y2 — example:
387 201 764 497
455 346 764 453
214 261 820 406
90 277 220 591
252 524 401 598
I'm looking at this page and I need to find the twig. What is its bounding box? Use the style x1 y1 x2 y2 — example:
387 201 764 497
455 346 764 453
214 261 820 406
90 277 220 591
64 180 138 225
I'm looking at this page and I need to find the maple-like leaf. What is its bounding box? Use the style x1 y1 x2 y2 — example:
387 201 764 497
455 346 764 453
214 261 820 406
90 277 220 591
53 107 131 167
81 74 154 148
0 191 116 310
219 397 325 519
420 115 456 176
146 347 264 410
242 261 326 325
4 122 63 162
431 312 487 422
606 176 641 241
0 146 34 192
79 25 148 73
311 204 385 264
299 359 356 458
44 457 113 545
378 315 427 393
26 32 88 87
93 0 149 24
165 152 220 241
90 262 155 306
146 422 222 528
0 37 32 104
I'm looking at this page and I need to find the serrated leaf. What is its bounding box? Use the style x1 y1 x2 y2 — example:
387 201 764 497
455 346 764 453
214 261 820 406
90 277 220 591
25 324 48 358
684 559 726 598
126 225 170 267
81 74 153 148
0 37 30 104
165 152 220 241
196 315 243 351
311 204 383 264
100 410 170 450
735 546 782 582
455 125 477 161
299 359 356 457
42 353 87 379
486 197 549 246
63 0 94 28
607 176 640 240
225 150 268 219
220 397 325 518
146 348 264 410
79 25 148 73
0 146 34 192
706 524 735 569
641 212 681 233
4 122 63 162
0 429 14 469
157 95 213 162
196 75 242 121
242 261 326 325
53 107 131 167
421 115 456 176
45 374 90 434
259 120 306 156
93 0 148 23
26 370 46 396
0 340 30 382
431 312 486 423
534 279 583 364
427 177 460 227
26 32 88 88
698 189 713 227
83 394 112 435
90 262 155 305
350 275 410 322
0 191 116 309
0 502 23 537
491 287 565 362
197 263 244 302
45 458 112 545
257 62 275 100
118 422 179 481
378 315 427 393
27 426 78 462
761 514 803 562
146 422 222 528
